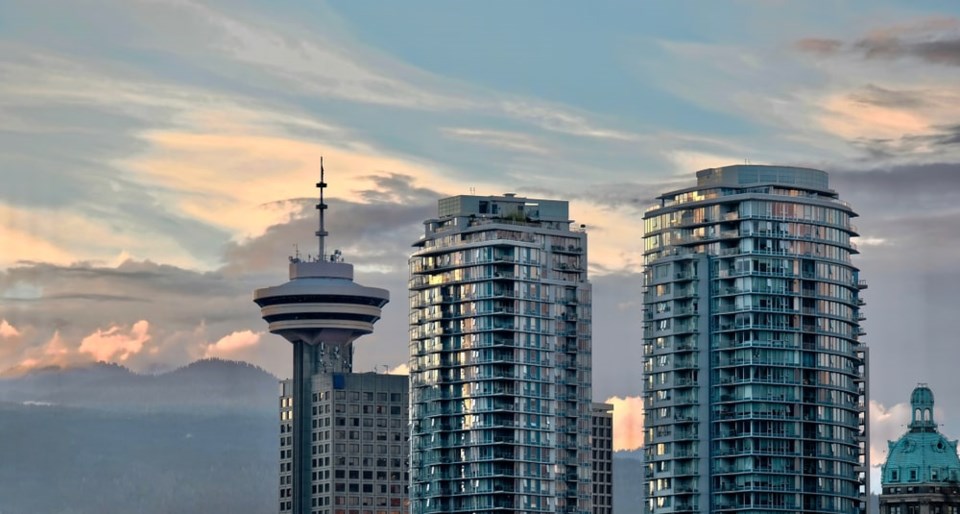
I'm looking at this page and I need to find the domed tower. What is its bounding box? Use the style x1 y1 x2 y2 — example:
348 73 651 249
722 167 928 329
880 384 960 513
254 161 389 514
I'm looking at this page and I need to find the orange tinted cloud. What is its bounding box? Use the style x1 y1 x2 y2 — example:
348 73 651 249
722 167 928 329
123 128 465 243
5 330 91 375
204 330 262 358
819 95 928 141
78 320 151 363
0 206 76 268
0 320 21 339
605 395 645 451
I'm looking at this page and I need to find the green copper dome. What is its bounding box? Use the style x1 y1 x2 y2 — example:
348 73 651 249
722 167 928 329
882 385 960 485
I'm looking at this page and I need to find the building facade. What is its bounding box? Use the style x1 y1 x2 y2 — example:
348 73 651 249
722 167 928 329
280 373 410 514
591 402 614 514
409 194 594 514
255 171 391 514
880 385 960 514
641 165 869 513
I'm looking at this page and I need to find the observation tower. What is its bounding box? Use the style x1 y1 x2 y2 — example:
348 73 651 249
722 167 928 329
254 160 389 514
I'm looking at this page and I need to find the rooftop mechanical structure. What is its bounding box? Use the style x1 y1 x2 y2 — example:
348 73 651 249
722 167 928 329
254 160 389 514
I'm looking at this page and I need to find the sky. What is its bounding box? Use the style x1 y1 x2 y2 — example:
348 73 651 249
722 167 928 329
2 0 960 489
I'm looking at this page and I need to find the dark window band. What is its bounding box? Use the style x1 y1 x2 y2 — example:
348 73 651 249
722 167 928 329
263 312 380 324
256 294 387 308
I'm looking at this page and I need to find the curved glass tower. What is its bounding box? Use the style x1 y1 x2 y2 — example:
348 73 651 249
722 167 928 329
641 166 868 514
409 194 593 514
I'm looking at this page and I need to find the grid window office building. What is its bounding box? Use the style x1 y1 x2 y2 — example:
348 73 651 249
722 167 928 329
591 402 614 514
279 373 410 514
641 165 869 514
409 194 594 514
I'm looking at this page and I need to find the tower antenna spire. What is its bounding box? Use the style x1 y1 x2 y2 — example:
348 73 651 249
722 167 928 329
316 157 329 261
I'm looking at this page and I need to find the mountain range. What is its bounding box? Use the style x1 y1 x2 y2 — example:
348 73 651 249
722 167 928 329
0 359 646 513
0 358 279 413
0 359 877 513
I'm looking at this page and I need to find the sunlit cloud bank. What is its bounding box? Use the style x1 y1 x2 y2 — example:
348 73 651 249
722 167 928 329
8 321 151 376
605 395 645 451
0 319 21 339
792 19 960 164
0 180 442 378
78 320 151 363
387 363 410 376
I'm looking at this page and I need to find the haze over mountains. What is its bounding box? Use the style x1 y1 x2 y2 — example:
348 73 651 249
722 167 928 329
0 358 279 413
0 358 647 513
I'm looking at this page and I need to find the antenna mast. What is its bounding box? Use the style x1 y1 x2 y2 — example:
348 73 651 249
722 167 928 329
316 157 329 261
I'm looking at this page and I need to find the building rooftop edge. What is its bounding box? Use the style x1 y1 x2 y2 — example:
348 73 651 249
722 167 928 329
653 164 838 201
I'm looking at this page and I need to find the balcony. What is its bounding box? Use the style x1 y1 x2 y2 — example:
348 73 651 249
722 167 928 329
551 244 584 254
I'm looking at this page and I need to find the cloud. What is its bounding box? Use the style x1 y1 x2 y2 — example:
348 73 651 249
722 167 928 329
0 0 465 111
6 322 151 375
352 173 444 206
849 85 930 110
500 101 641 141
204 330 261 356
441 127 548 154
854 17 960 67
604 395 644 451
200 329 293 377
0 34 469 269
0 259 258 374
668 151 746 176
0 204 111 269
818 94 930 143
78 320 151 362
794 17 960 67
855 237 889 247
815 85 960 161
796 17 960 67
794 38 843 55
868 399 914 494
0 173 442 378
850 126 960 160
831 164 960 214
387 363 409 375
0 319 21 338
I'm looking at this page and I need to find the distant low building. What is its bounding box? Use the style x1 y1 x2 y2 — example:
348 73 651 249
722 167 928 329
879 384 960 514
592 402 614 514
280 373 409 514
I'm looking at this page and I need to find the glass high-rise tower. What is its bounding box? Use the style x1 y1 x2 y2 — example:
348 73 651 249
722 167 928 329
641 165 869 514
409 194 593 514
